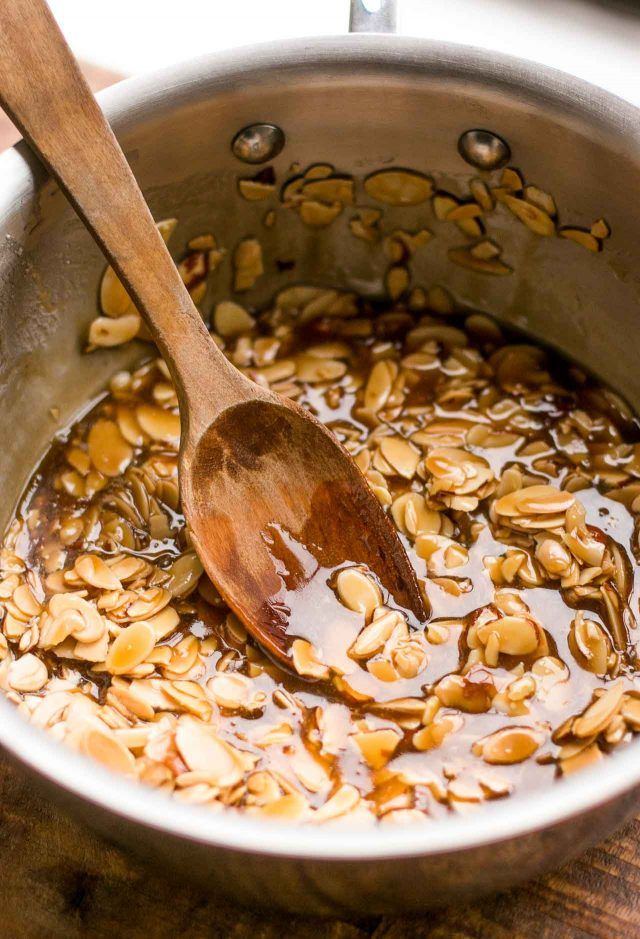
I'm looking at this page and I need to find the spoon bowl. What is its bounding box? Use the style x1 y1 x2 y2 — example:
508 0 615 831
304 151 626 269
183 392 425 663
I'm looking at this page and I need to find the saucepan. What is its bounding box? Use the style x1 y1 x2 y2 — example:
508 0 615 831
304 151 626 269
0 0 640 916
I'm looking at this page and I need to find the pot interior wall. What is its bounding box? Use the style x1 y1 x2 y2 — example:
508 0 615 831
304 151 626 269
0 45 639 534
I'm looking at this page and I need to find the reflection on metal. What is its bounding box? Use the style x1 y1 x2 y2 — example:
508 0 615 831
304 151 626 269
231 123 285 164
458 129 511 170
349 0 397 33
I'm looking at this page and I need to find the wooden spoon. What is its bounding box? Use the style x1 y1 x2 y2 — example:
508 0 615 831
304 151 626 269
0 0 426 668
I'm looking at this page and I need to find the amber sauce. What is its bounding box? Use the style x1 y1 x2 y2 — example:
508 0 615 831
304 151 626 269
5 298 640 820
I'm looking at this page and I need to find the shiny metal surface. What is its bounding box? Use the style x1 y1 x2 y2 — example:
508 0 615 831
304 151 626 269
349 0 397 34
457 128 511 170
0 35 640 915
231 122 286 164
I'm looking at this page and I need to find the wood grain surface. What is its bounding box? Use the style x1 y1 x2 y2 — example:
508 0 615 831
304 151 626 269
1 61 640 939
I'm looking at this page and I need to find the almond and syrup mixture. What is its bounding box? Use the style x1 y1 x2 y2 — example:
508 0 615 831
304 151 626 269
2 282 640 827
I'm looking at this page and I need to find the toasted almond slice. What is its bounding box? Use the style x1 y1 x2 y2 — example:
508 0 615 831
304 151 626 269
622 696 640 730
314 784 361 822
100 266 132 319
335 568 382 617
12 584 42 618
569 614 611 675
447 202 483 222
470 240 501 261
560 742 603 775
424 447 493 496
291 638 330 679
413 715 461 751
175 717 245 786
392 637 429 678
379 437 420 479
501 194 555 236
88 420 133 477
495 485 575 517
256 792 310 820
214 301 256 337
590 218 611 239
48 593 106 644
208 672 256 710
299 200 342 227
364 169 433 205
523 185 557 217
385 265 410 300
126 587 172 620
500 167 524 191
233 237 264 291
135 404 180 443
296 356 347 383
290 747 330 793
74 554 122 591
140 606 180 642
106 621 156 675
474 726 542 764
573 683 625 738
8 653 48 692
350 610 400 658
559 227 601 252
80 725 136 775
435 672 496 713
352 728 401 769
364 359 398 412
238 179 275 201
433 193 458 220
476 615 540 656
303 163 334 179
166 552 203 599
448 247 512 275
88 312 141 349
301 176 355 205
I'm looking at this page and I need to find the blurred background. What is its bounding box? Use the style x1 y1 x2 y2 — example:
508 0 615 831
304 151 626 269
2 0 640 148
44 0 640 103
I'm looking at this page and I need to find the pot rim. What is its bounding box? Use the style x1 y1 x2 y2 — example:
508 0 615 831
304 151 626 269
0 34 639 862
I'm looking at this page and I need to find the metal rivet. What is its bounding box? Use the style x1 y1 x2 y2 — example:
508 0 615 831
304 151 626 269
231 124 285 164
457 129 511 171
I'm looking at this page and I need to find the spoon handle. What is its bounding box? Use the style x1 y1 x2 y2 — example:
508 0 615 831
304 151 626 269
0 0 243 427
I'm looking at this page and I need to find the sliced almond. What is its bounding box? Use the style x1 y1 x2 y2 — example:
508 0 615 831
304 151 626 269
79 725 136 775
495 485 575 517
135 404 180 444
352 728 400 769
8 653 48 692
474 726 541 764
87 420 133 477
448 247 512 276
105 621 156 675
502 194 555 236
214 301 256 337
364 169 433 205
291 639 330 679
350 609 400 658
573 683 625 738
175 717 245 787
559 227 601 252
335 568 382 617
476 615 540 656
74 554 122 591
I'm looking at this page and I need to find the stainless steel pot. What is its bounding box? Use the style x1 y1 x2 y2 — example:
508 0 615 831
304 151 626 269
1 0 640 916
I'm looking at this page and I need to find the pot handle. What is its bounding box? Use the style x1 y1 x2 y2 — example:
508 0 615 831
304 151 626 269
349 0 397 33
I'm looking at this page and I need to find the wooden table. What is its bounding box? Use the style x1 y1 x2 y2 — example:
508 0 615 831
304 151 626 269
2 69 640 939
